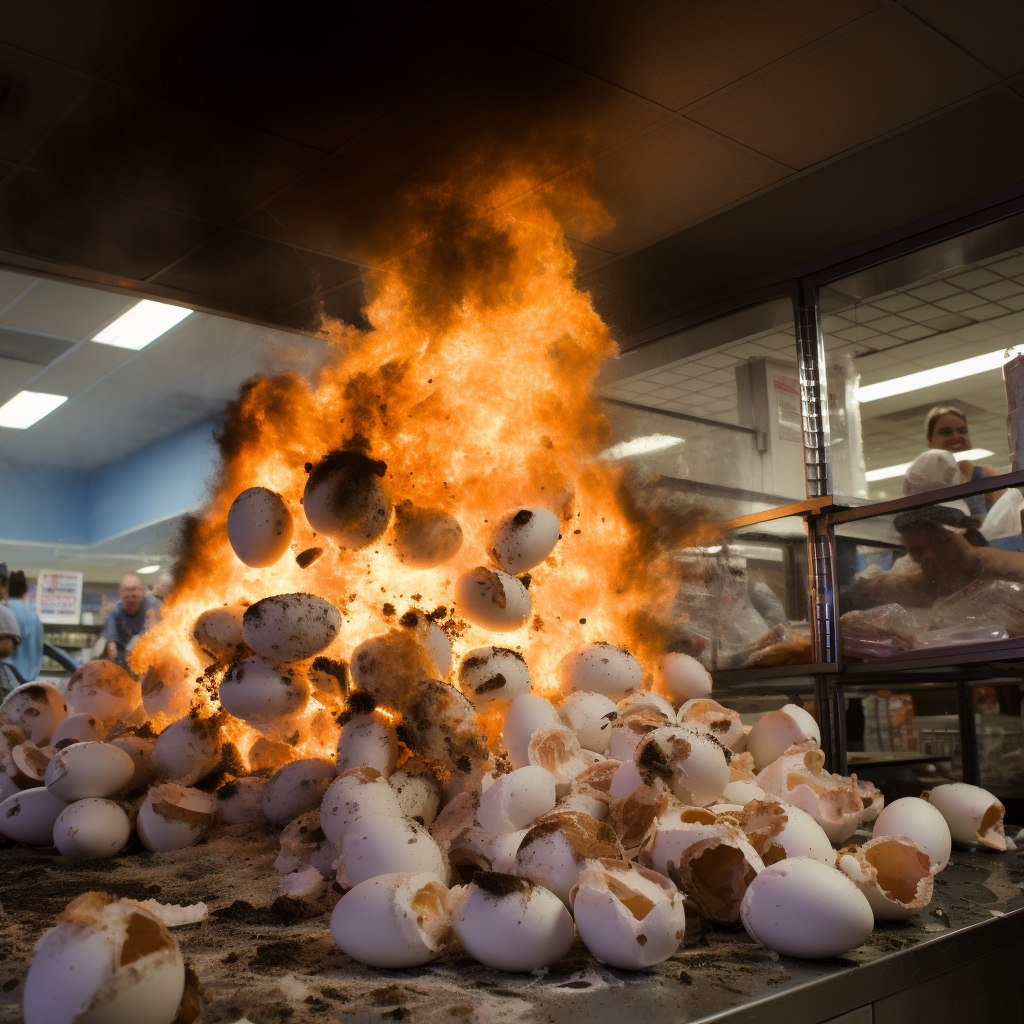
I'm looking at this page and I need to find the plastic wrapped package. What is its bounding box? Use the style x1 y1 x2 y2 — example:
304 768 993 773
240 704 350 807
733 624 813 669
840 604 919 660
929 580 1024 638
981 488 1024 543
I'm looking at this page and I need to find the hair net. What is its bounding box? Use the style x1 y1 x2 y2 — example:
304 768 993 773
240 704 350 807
902 449 971 516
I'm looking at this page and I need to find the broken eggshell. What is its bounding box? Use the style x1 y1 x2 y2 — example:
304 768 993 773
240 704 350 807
925 783 1006 851
226 486 293 568
839 834 935 920
137 783 217 852
746 703 821 772
242 593 341 663
559 643 641 702
457 646 531 707
489 507 561 574
678 699 745 752
501 693 561 769
331 871 460 968
455 567 531 632
0 682 69 745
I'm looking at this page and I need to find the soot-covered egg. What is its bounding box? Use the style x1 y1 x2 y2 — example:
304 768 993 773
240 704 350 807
389 760 443 826
558 691 618 753
303 450 391 548
634 725 730 807
457 647 530 707
571 859 685 969
399 609 452 678
262 758 336 825
502 693 560 769
747 703 821 771
192 606 250 663
926 783 1006 851
44 741 135 802
151 715 221 787
339 815 447 888
331 872 460 968
453 873 574 972
559 643 641 701
137 783 217 852
320 767 402 845
242 593 341 662
66 662 143 727
336 712 399 776
678 699 745 751
489 507 560 573
392 501 463 567
23 893 185 1024
740 858 874 958
227 486 293 567
0 787 67 844
872 796 951 871
216 776 268 824
53 799 132 860
220 657 310 725
0 682 69 745
455 567 530 632
656 652 712 703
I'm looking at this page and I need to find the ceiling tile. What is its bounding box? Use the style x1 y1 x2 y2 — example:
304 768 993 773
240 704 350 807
0 0 147 74
574 120 785 253
153 231 363 317
28 341 133 395
431 1 548 31
901 0 1024 77
0 280 134 339
29 82 322 222
0 270 36 311
0 356 43 403
512 0 880 111
0 45 87 163
688 10 993 168
286 278 370 333
104 1 488 152
0 327 73 364
0 169 217 280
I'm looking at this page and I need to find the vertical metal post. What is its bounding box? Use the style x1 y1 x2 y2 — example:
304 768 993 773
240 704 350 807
795 280 832 499
956 680 981 786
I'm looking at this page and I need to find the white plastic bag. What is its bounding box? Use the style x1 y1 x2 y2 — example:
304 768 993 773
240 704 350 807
981 488 1024 541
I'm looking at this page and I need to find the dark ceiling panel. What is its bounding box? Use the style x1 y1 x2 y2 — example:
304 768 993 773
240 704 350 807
0 0 146 74
0 327 72 365
103 0 489 153
288 278 370 333
29 81 322 222
0 168 216 279
901 0 1024 77
431 1 550 32
511 0 882 111
583 92 1024 340
0 45 85 162
152 230 363 319
688 8 994 169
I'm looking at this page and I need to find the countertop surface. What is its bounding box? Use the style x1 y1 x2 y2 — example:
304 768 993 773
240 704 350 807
0 824 1022 1024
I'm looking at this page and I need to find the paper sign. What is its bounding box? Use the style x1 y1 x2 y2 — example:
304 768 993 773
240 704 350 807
36 571 83 625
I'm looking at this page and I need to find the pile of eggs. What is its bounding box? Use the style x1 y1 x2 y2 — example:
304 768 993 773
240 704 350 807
8 471 1016 1019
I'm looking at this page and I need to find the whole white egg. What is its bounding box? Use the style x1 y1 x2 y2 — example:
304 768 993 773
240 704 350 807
635 725 730 806
65 663 142 727
502 694 560 769
336 712 399 776
656 653 711 703
389 761 443 826
838 835 935 920
453 874 574 972
262 758 336 825
108 736 157 793
747 704 821 771
51 713 106 748
558 691 618 753
23 894 185 1024
45 742 135 802
331 871 459 967
572 858 685 969
926 783 1006 850
0 683 69 745
137 783 217 852
457 647 531 707
151 715 222 787
216 776 268 824
220 657 310 725
477 766 556 836
303 450 391 548
227 486 293 567
53 799 132 860
560 643 641 701
392 501 463 567
872 796 951 870
489 507 560 573
320 768 403 845
340 816 447 888
455 567 530 632
400 609 452 677
192 606 250 663
242 593 341 662
740 858 874 958
0 787 67 844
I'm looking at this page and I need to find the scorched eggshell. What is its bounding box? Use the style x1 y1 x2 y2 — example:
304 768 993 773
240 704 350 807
0 682 68 745
303 450 391 548
227 486 293 567
457 646 531 707
489 507 560 573
455 567 530 632
560 643 641 701
137 783 217 852
242 593 341 662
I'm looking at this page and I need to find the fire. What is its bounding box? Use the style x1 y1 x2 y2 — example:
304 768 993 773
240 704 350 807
131 159 708 760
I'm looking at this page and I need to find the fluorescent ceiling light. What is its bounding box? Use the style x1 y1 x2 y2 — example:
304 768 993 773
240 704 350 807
599 434 684 460
92 299 193 350
136 565 162 574
856 349 1019 403
865 448 994 482
0 390 67 429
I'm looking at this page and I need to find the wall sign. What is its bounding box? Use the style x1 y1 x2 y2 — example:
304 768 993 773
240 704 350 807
36 571 83 625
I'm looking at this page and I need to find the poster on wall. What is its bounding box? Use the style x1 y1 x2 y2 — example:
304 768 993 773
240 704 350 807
36 571 83 625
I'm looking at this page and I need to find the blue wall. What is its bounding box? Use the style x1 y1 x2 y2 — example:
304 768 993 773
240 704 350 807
0 420 219 546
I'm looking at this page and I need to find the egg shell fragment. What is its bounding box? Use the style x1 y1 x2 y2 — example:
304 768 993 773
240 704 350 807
53 799 132 860
656 653 712 703
320 767 403 845
502 693 560 769
23 893 185 1024
560 643 641 702
263 758 336 825
137 783 217 852
457 647 531 707
227 487 293 568
0 787 67 845
192 606 250 663
740 857 874 959
331 872 459 968
477 766 556 837
455 567 530 632
0 683 69 745
242 592 341 663
839 835 935 920
453 874 575 972
220 657 310 725
926 783 1006 851
558 691 618 753
747 704 821 772
872 796 951 871
340 815 448 888
489 507 560 573
45 742 135 802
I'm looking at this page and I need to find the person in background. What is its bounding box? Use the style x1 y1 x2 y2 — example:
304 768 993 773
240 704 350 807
4 571 42 682
0 561 8 601
104 573 161 665
0 604 23 695
924 405 1005 511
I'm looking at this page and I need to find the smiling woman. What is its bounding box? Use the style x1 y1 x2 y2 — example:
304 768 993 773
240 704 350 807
924 404 1006 513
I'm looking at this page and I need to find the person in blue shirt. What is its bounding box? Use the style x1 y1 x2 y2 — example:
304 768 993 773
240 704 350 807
103 573 161 665
4 571 43 682
0 603 23 696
